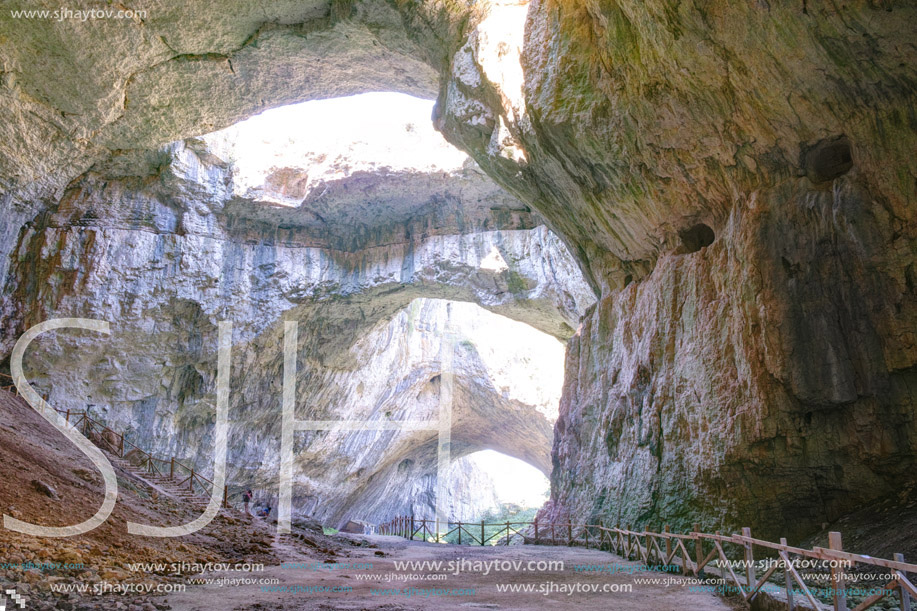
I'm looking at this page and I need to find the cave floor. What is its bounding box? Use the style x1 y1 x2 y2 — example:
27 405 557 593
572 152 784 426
164 533 745 611
1 388 744 611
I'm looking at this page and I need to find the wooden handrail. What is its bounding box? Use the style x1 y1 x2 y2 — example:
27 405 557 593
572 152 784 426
379 515 915 611
0 385 230 508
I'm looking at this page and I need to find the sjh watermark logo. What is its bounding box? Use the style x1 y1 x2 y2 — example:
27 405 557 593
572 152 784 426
1 587 28 610
8 8 147 22
4 318 457 538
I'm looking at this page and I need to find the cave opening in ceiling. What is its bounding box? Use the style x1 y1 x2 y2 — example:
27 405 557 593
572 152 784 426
199 92 469 209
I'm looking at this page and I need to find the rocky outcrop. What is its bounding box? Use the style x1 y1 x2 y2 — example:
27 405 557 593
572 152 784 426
202 296 566 527
418 0 917 539
411 455 503 523
0 137 592 350
549 177 917 540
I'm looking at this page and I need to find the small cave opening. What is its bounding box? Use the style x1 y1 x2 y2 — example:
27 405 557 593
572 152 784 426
678 223 716 254
803 135 853 184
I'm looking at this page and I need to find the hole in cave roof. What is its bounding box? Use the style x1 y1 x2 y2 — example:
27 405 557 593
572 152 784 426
200 92 470 208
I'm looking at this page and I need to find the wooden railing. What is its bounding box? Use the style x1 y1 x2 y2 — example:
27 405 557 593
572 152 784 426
379 516 532 546
0 372 19 395
379 516 916 611
0 374 229 507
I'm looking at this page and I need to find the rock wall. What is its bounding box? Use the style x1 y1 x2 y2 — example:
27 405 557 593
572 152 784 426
399 0 917 539
0 133 588 527
551 177 917 540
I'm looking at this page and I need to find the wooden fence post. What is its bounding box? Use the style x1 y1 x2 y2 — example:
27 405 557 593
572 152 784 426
781 537 795 611
828 531 847 611
481 520 485 546
665 525 672 563
895 553 911 611
189 467 195 491
170 457 174 479
695 524 703 577
743 527 756 594
534 520 539 544
410 516 415 541
65 409 70 424
568 523 573 546
505 522 510 546
222 485 228 508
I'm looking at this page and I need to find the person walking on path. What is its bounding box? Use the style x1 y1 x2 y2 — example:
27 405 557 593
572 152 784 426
243 489 253 515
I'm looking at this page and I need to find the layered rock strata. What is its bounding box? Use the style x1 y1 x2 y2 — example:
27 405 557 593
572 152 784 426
0 132 588 526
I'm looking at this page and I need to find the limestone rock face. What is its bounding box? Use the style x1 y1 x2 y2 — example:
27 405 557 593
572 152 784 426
265 297 564 525
424 456 503 523
418 0 917 539
548 178 917 540
0 132 588 527
1 136 593 353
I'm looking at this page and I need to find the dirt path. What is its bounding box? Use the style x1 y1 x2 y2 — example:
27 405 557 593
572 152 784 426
165 534 744 610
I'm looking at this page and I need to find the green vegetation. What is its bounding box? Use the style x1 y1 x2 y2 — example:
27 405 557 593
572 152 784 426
439 503 541 545
505 270 528 295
